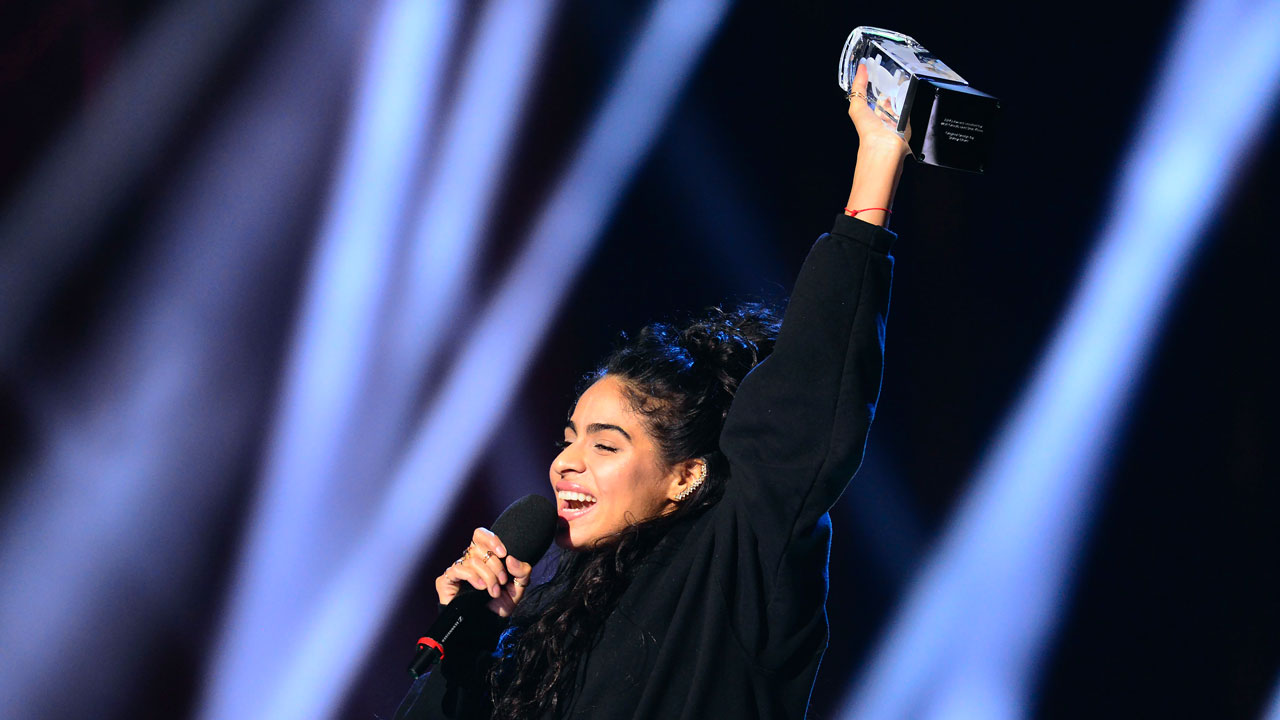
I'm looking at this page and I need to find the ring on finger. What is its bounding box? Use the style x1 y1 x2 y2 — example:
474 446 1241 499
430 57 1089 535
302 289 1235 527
847 91 867 101
511 578 527 587
480 549 495 562
455 543 475 566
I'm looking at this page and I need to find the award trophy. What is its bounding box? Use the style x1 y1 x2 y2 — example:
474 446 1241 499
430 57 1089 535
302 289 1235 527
838 27 999 173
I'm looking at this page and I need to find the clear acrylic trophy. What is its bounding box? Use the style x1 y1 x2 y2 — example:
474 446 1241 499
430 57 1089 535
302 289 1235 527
838 27 999 173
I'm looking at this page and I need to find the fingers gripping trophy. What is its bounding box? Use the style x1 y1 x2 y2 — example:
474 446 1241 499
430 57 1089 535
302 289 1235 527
839 26 1000 173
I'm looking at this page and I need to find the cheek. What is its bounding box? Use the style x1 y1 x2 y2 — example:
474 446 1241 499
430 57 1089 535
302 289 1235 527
595 457 640 500
598 460 665 519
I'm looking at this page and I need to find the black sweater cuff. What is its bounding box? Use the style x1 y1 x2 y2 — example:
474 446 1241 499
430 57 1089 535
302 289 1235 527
830 213 897 254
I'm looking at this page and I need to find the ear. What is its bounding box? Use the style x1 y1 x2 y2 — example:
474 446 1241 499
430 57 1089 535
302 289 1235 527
666 458 708 503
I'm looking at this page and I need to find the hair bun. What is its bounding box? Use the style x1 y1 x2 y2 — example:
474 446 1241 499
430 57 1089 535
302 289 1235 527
679 302 781 393
590 301 782 469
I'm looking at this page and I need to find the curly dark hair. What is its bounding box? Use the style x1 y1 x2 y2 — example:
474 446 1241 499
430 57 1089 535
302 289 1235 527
487 302 781 718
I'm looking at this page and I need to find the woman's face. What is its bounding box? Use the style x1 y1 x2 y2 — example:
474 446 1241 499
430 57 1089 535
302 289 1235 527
550 375 680 549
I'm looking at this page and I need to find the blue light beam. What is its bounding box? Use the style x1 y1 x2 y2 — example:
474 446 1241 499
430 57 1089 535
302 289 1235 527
322 0 559 553
0 3 365 717
842 0 1280 718
258 2 733 717
199 2 555 717
1265 674 1280 720
195 3 460 719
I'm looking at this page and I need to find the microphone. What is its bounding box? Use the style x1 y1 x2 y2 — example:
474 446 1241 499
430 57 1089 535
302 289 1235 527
408 494 557 678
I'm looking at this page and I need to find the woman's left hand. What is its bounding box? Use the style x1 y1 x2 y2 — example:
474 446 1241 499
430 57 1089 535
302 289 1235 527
843 62 911 227
846 62 912 157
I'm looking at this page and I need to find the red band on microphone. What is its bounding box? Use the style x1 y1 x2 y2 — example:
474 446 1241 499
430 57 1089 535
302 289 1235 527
417 636 445 661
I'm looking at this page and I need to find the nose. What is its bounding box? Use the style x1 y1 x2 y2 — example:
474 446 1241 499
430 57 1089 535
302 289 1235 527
551 442 584 477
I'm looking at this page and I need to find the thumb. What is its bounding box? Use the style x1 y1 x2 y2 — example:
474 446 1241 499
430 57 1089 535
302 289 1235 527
506 555 532 578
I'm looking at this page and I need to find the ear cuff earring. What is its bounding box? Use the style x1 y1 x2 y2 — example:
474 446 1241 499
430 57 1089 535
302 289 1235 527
675 462 708 502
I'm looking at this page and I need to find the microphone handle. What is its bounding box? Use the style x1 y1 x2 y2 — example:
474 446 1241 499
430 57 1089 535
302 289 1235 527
407 589 486 678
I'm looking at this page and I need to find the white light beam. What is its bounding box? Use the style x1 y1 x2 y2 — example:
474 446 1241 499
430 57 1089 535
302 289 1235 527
843 0 1280 717
196 3 459 719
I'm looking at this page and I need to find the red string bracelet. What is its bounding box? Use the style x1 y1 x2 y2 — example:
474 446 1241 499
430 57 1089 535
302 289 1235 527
844 207 892 217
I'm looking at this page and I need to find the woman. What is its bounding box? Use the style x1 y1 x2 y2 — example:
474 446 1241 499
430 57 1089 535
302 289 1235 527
396 63 909 719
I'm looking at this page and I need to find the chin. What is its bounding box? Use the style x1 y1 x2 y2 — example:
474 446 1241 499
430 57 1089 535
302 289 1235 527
554 519 585 550
555 521 605 551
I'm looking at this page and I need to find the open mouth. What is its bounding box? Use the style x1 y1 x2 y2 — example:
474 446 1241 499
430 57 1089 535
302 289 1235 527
557 490 598 518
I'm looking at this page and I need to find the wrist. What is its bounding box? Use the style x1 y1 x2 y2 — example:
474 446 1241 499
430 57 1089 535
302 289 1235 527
846 147 906 228
857 140 910 166
845 206 891 218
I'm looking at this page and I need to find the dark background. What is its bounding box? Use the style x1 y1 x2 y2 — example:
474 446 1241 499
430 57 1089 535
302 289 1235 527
2 1 1277 718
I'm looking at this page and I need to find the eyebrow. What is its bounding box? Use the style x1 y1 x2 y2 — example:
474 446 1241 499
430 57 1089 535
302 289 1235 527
564 420 632 442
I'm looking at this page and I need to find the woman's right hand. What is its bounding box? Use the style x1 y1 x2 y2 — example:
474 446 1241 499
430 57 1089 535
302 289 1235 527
435 526 534 618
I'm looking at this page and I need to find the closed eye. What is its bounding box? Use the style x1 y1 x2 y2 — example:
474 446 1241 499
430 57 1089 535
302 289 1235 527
594 444 618 453
554 439 571 450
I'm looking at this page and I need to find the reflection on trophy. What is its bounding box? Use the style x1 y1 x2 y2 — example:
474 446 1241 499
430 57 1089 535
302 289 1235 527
838 27 1000 173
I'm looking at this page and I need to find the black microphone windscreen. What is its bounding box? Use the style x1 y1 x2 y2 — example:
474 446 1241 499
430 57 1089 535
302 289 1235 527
489 494 557 566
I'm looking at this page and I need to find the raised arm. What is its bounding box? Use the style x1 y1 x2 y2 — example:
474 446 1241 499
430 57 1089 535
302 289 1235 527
719 61 910 542
844 60 911 227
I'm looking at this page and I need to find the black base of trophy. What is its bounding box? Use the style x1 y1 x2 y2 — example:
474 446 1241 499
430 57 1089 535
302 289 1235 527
906 79 1000 173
